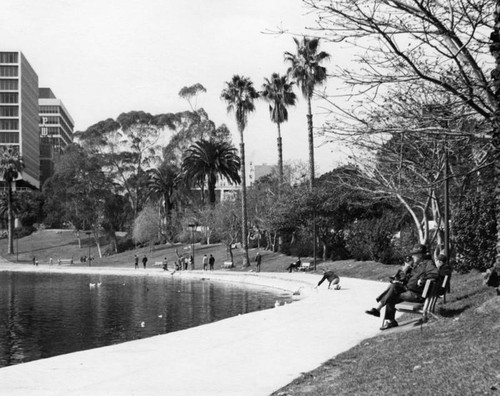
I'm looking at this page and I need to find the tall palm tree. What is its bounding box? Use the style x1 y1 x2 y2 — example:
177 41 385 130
182 139 241 205
0 147 24 255
261 73 297 185
284 37 329 190
221 75 259 266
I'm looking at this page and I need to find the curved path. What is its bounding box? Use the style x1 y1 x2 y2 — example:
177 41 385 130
0 263 388 396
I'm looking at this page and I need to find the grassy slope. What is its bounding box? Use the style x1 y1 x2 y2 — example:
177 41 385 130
2 230 499 395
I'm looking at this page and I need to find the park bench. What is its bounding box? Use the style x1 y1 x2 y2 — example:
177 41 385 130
222 261 233 269
153 261 163 266
298 262 311 272
58 258 73 265
395 275 450 323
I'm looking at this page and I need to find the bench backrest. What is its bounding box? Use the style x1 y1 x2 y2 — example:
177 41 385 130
422 275 449 314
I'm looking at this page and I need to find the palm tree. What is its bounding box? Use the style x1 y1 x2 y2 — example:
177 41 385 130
182 139 241 205
221 75 259 266
261 73 297 185
284 37 329 190
0 147 25 254
147 162 181 221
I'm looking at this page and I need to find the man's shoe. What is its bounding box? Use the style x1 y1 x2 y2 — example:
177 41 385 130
380 320 399 330
365 308 380 317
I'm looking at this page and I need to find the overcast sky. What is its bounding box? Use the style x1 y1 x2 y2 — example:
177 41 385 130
1 0 347 175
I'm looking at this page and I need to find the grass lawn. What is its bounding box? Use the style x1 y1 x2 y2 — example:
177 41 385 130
2 229 499 395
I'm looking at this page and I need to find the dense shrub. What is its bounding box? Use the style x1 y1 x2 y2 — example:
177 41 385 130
345 213 399 264
452 191 496 273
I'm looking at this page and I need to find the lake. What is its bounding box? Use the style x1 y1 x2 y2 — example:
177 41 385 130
0 271 292 368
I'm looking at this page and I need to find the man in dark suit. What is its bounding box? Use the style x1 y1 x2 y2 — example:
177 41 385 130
365 244 439 330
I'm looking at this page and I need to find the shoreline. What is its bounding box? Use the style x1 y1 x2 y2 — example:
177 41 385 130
0 261 388 395
0 262 317 296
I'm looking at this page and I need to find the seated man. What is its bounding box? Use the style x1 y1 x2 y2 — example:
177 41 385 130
286 257 302 273
365 244 439 330
316 269 340 289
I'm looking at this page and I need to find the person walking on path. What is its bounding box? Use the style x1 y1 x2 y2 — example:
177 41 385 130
203 254 208 271
209 254 215 271
365 243 438 330
142 255 148 269
134 254 139 269
316 269 340 289
255 252 262 272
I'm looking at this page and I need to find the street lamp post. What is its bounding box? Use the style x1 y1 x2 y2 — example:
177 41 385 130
188 224 195 270
86 231 91 266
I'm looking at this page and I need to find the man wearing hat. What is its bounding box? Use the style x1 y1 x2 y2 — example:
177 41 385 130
365 243 439 330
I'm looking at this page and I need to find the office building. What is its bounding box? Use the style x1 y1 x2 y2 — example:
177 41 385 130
39 88 74 185
0 51 39 190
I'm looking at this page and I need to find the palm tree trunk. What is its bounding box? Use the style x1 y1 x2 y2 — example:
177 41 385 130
307 96 317 268
306 97 315 190
277 122 283 185
7 181 13 255
239 138 250 267
492 2 500 271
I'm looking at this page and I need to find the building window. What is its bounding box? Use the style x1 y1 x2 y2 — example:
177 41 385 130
0 119 19 130
0 133 19 143
0 66 18 77
0 107 18 117
0 79 18 90
0 53 18 63
0 93 18 104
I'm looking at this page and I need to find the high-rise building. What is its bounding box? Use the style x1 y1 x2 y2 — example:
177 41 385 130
39 88 74 185
0 51 39 190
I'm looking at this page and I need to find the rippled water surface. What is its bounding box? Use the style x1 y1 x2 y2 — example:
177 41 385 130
0 271 291 368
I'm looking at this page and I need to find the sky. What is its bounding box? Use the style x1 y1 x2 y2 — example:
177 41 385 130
1 0 348 175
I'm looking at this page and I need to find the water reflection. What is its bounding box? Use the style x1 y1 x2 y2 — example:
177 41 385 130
0 272 291 368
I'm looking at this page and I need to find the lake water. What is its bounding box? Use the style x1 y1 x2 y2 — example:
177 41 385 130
0 271 292 368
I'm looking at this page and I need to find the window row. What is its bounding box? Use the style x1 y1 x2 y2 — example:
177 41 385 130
40 116 60 125
0 53 18 64
0 119 19 130
0 93 18 104
40 126 61 136
0 79 18 90
0 132 19 143
0 66 18 77
0 107 18 117
40 106 60 114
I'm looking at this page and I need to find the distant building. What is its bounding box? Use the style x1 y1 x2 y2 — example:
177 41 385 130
0 51 40 190
39 87 74 185
248 162 274 185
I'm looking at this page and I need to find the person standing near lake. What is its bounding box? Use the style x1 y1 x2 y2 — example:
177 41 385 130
203 254 208 271
255 252 262 272
142 255 148 269
134 254 139 269
209 254 215 271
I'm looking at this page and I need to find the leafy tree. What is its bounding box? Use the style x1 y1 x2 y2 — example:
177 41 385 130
43 145 110 255
178 83 207 111
0 147 24 254
133 204 160 248
221 75 259 266
182 140 241 205
260 73 297 184
305 0 500 267
284 37 329 189
210 200 241 266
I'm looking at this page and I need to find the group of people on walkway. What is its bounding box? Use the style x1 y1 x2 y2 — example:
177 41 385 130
365 243 452 330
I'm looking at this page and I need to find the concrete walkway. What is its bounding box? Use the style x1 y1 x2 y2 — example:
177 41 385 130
0 264 389 396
